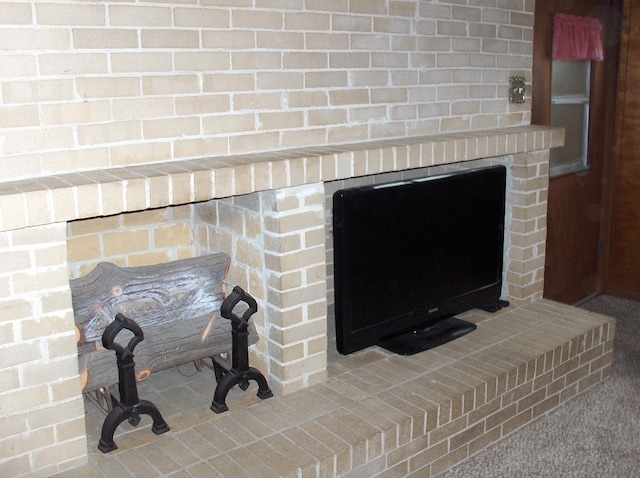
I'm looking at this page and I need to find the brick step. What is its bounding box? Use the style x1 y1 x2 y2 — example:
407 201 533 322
77 299 613 478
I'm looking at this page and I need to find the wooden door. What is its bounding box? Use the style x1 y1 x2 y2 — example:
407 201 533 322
533 0 620 304
604 0 640 300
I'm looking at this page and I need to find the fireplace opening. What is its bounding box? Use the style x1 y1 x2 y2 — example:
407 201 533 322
67 180 332 437
67 199 274 438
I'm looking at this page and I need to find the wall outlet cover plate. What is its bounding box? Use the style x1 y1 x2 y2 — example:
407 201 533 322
509 76 526 104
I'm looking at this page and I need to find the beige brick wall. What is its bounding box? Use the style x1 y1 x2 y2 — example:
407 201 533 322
66 205 196 279
194 194 271 373
0 0 533 183
0 224 87 477
0 1 549 475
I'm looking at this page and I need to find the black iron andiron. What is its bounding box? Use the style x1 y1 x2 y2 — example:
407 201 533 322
211 286 273 413
97 313 170 453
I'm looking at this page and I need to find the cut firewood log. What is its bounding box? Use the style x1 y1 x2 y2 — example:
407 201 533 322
71 253 231 344
76 312 258 392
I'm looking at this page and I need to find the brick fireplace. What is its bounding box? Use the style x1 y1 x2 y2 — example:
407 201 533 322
0 125 562 476
0 1 568 475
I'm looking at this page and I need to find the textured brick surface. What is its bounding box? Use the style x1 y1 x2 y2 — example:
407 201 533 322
0 1 537 184
3 127 557 476
51 300 614 478
0 0 562 471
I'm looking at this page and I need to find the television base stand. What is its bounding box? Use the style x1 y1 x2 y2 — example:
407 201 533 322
378 316 476 356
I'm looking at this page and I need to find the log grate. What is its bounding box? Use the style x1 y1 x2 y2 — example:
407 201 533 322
210 286 273 413
97 313 170 453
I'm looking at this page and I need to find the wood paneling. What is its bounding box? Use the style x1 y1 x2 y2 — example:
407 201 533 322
605 0 640 299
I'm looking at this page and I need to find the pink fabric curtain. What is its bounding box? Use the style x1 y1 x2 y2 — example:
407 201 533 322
552 13 604 61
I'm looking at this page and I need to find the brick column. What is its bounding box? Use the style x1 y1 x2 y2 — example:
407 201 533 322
506 150 551 305
0 224 87 476
262 183 328 395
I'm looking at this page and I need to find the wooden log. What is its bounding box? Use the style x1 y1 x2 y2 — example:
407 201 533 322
70 253 231 344
69 252 262 393
77 313 258 392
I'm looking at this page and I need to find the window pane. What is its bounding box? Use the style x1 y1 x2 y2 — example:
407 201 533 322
550 103 587 171
551 61 590 97
550 60 590 175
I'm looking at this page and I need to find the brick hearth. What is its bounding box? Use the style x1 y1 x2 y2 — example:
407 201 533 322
54 300 613 477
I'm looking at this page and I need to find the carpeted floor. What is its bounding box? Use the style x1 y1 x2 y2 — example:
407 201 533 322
441 295 640 478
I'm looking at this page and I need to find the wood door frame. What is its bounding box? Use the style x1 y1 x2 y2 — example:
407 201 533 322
533 0 621 303
602 0 640 300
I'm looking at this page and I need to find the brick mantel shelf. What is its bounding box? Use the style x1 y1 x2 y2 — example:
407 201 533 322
0 126 563 233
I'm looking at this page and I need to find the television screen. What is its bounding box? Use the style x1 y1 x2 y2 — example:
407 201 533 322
332 165 507 355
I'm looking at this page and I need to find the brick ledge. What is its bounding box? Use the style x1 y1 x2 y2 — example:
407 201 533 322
71 299 612 478
0 125 563 232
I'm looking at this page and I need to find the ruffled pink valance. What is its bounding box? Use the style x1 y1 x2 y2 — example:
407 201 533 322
552 13 604 61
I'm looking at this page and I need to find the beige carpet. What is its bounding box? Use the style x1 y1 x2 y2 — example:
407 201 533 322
442 295 640 478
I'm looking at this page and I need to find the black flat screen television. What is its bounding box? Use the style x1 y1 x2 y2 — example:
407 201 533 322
332 165 507 355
